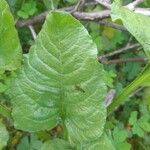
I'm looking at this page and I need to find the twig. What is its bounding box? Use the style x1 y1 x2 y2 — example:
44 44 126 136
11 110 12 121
99 20 127 31
16 2 98 27
129 87 144 98
16 0 150 28
98 43 141 61
28 25 37 40
134 8 150 16
71 0 85 12
16 10 110 27
73 10 110 20
105 89 116 107
103 57 147 64
126 0 144 10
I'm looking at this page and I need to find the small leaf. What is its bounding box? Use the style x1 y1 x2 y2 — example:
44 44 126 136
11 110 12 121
0 121 9 149
113 127 128 143
138 114 150 132
17 10 28 19
17 134 43 150
132 124 144 137
81 134 116 150
115 142 131 150
6 0 25 15
41 139 73 150
43 0 60 9
17 136 30 150
17 0 37 19
129 111 138 125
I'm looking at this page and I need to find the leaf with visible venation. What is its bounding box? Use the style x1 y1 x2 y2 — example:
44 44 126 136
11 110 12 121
41 135 115 150
17 134 43 150
111 0 150 58
0 121 9 150
0 0 22 73
41 139 73 150
8 11 107 145
81 134 116 150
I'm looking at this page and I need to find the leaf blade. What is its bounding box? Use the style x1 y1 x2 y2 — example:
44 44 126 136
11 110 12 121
0 0 22 73
8 11 107 145
41 139 73 150
111 1 150 58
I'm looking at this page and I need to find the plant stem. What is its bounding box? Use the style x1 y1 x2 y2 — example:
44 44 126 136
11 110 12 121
107 67 149 113
0 104 11 119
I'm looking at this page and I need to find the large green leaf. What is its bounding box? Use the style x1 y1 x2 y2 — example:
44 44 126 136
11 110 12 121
0 0 22 73
0 121 9 150
8 11 107 145
111 0 150 58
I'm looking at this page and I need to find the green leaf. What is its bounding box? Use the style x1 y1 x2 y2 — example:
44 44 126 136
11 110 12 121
6 0 25 15
81 134 116 150
17 0 37 19
138 114 150 132
132 124 144 137
0 0 22 73
0 121 9 150
41 139 73 150
17 134 43 150
8 11 107 145
108 2 150 111
113 127 128 143
111 1 150 58
17 136 30 150
129 111 138 125
43 0 60 9
17 10 28 19
115 142 131 150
